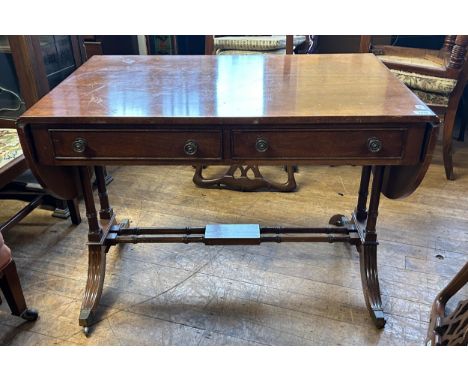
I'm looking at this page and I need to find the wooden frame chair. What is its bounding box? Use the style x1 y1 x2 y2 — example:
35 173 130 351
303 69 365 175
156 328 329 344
0 231 38 321
426 260 468 345
360 35 468 180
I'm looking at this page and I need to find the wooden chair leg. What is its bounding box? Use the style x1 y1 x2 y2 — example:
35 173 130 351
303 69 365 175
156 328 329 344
67 198 82 225
443 109 457 180
0 260 38 321
456 97 467 142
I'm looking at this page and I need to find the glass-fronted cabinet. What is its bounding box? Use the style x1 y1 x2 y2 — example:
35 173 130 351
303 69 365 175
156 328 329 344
0 36 26 125
0 35 85 128
39 36 80 89
1 36 86 226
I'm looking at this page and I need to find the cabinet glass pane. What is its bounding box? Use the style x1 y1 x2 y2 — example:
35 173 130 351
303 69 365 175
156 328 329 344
0 36 26 122
39 36 77 89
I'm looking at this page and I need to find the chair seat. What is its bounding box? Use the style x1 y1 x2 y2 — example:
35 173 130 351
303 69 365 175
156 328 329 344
217 48 286 55
390 69 457 96
0 129 23 169
214 35 306 51
379 54 445 69
0 233 12 270
412 89 449 107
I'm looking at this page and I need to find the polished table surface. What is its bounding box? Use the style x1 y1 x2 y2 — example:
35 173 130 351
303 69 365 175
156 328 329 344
21 54 437 124
17 54 439 334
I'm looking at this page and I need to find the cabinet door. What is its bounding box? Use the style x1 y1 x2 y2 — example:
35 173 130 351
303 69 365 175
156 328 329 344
38 36 81 89
0 36 26 127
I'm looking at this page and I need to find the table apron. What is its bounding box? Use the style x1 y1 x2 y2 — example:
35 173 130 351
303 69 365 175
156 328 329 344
28 124 429 166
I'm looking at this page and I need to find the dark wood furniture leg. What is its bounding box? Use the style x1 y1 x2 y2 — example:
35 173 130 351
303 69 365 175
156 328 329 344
356 166 372 222
79 167 102 242
0 260 38 321
79 244 106 334
52 197 82 224
78 166 104 333
330 165 385 328
78 166 122 334
456 95 467 142
67 198 82 225
95 166 113 219
427 261 468 345
359 166 385 328
443 103 458 180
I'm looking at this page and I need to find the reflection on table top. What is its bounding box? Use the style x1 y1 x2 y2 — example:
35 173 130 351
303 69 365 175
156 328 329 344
20 54 438 125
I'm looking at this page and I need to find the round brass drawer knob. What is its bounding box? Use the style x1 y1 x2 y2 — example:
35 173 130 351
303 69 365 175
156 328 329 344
255 138 269 153
184 140 198 156
72 138 87 153
367 137 382 153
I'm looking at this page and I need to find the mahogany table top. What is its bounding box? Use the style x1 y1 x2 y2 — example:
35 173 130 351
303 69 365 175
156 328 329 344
20 54 438 126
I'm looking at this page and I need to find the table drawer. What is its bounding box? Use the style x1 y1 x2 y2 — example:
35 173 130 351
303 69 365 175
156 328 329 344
49 129 222 160
231 129 407 160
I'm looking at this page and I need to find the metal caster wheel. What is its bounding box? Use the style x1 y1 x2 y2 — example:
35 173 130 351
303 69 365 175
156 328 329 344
20 308 39 322
329 214 349 227
83 326 90 336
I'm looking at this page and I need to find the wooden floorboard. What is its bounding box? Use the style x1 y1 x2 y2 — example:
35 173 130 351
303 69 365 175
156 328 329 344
1 141 467 345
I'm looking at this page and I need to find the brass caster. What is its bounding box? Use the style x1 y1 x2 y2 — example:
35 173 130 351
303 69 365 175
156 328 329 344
20 308 39 322
329 214 348 227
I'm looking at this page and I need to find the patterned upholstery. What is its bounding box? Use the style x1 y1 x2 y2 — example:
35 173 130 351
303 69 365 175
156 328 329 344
375 54 457 107
412 89 449 107
217 48 286 55
0 128 23 169
214 35 306 51
391 70 457 95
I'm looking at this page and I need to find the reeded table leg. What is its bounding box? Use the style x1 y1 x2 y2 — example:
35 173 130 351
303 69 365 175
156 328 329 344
77 162 388 332
329 165 386 328
359 166 385 328
79 244 106 332
78 167 106 334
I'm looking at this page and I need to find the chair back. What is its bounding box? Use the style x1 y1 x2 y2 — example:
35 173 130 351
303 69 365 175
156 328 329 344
205 35 295 55
360 35 468 77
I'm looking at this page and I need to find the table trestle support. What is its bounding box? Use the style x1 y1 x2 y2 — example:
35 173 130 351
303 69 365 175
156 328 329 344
103 224 361 246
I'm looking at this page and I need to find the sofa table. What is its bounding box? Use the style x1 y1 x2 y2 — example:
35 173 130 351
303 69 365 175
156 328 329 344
17 54 439 334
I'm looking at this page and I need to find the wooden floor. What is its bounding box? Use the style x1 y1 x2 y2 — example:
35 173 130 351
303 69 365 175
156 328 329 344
1 141 468 345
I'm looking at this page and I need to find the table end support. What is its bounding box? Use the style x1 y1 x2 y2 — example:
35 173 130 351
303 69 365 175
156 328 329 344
355 165 386 329
359 242 386 329
79 244 106 329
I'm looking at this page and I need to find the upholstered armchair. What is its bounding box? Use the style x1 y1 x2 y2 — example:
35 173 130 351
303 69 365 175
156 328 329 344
360 35 468 180
0 231 38 321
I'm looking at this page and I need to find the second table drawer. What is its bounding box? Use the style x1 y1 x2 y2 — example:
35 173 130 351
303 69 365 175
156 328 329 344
50 129 222 160
231 129 407 160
